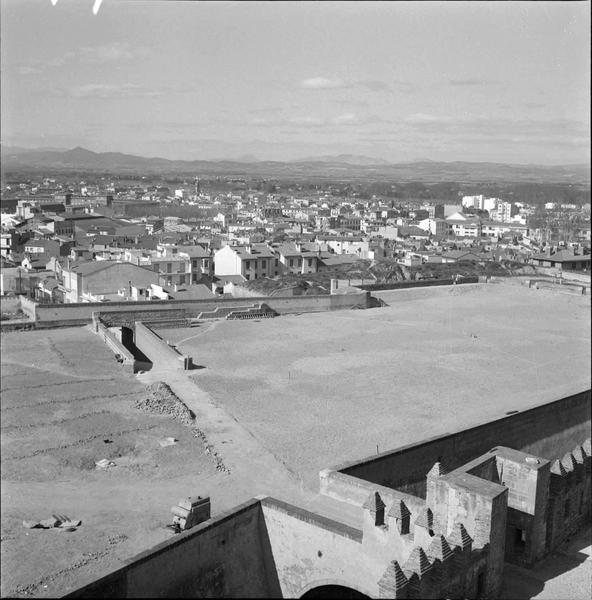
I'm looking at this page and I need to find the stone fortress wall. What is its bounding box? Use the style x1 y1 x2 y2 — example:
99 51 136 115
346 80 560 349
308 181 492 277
64 390 591 599
321 390 591 503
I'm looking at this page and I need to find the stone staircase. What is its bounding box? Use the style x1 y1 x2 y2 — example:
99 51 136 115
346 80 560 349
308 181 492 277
226 304 278 320
194 304 258 321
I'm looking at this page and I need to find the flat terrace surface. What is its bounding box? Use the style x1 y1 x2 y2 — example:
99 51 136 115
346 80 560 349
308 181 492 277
161 281 591 490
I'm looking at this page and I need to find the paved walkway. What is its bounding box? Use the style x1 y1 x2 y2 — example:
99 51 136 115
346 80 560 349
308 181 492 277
137 366 363 529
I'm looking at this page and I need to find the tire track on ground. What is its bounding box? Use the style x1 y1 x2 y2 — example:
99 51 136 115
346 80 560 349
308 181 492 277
1 378 116 393
4 425 157 461
1 409 112 432
1 391 143 412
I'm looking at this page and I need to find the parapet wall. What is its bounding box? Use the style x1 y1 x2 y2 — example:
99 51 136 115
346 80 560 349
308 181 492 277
32 291 369 328
63 499 277 598
322 389 591 503
357 276 479 291
95 322 135 374
134 322 193 370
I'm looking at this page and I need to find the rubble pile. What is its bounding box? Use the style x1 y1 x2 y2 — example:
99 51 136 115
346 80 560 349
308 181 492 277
135 382 195 426
192 428 230 473
135 382 230 473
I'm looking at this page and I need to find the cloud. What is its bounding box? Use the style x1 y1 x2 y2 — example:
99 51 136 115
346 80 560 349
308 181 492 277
449 79 498 86
246 112 390 131
300 77 395 93
17 66 42 76
78 42 138 63
300 77 350 90
21 42 146 71
50 83 165 99
405 113 453 124
358 80 391 92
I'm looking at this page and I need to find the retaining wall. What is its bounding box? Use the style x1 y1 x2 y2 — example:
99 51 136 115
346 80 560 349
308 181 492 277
321 389 591 504
18 295 37 320
357 276 479 291
134 322 193 370
33 291 368 328
63 499 279 598
95 322 135 374
535 266 591 282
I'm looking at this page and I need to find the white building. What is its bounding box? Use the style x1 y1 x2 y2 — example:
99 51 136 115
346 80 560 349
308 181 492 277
214 244 277 281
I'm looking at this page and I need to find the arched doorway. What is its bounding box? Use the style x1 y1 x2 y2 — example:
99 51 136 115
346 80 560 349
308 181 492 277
301 585 370 599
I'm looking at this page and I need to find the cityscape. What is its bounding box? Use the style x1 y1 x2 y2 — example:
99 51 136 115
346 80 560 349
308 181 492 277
1 1 590 599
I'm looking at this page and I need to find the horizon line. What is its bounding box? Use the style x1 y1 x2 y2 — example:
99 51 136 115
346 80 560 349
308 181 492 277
1 143 590 169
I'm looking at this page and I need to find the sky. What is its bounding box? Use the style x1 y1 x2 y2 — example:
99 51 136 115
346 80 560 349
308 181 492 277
1 0 590 164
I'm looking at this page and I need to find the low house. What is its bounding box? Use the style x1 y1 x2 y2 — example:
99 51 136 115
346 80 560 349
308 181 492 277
441 250 484 264
61 260 160 303
530 250 591 271
274 242 320 275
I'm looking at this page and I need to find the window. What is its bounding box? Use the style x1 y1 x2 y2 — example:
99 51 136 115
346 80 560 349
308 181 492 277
166 262 172 273
261 260 266 269
245 274 250 280
192 260 198 268
275 258 278 266
180 275 186 285
245 260 250 269
289 259 294 267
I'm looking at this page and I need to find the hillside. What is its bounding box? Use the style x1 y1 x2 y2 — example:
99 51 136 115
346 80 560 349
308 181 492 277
1 146 589 185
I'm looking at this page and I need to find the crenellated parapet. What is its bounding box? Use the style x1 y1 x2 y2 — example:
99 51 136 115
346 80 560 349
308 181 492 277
545 438 591 552
377 522 487 599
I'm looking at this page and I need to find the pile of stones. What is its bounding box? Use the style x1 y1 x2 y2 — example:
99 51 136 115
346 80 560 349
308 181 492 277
135 382 195 426
135 381 230 474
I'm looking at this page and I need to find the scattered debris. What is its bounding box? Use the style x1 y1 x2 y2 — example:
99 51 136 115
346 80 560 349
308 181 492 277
137 383 229 472
158 437 178 447
103 439 113 444
22 515 82 531
192 428 230 473
95 458 116 469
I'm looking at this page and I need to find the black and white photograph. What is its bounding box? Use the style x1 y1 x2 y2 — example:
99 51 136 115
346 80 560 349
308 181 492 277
0 1 590 598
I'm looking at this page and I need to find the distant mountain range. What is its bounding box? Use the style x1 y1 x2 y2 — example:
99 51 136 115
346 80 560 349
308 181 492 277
293 154 392 166
1 145 589 185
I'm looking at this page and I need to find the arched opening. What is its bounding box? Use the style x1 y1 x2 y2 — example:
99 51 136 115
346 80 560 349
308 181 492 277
301 585 370 599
